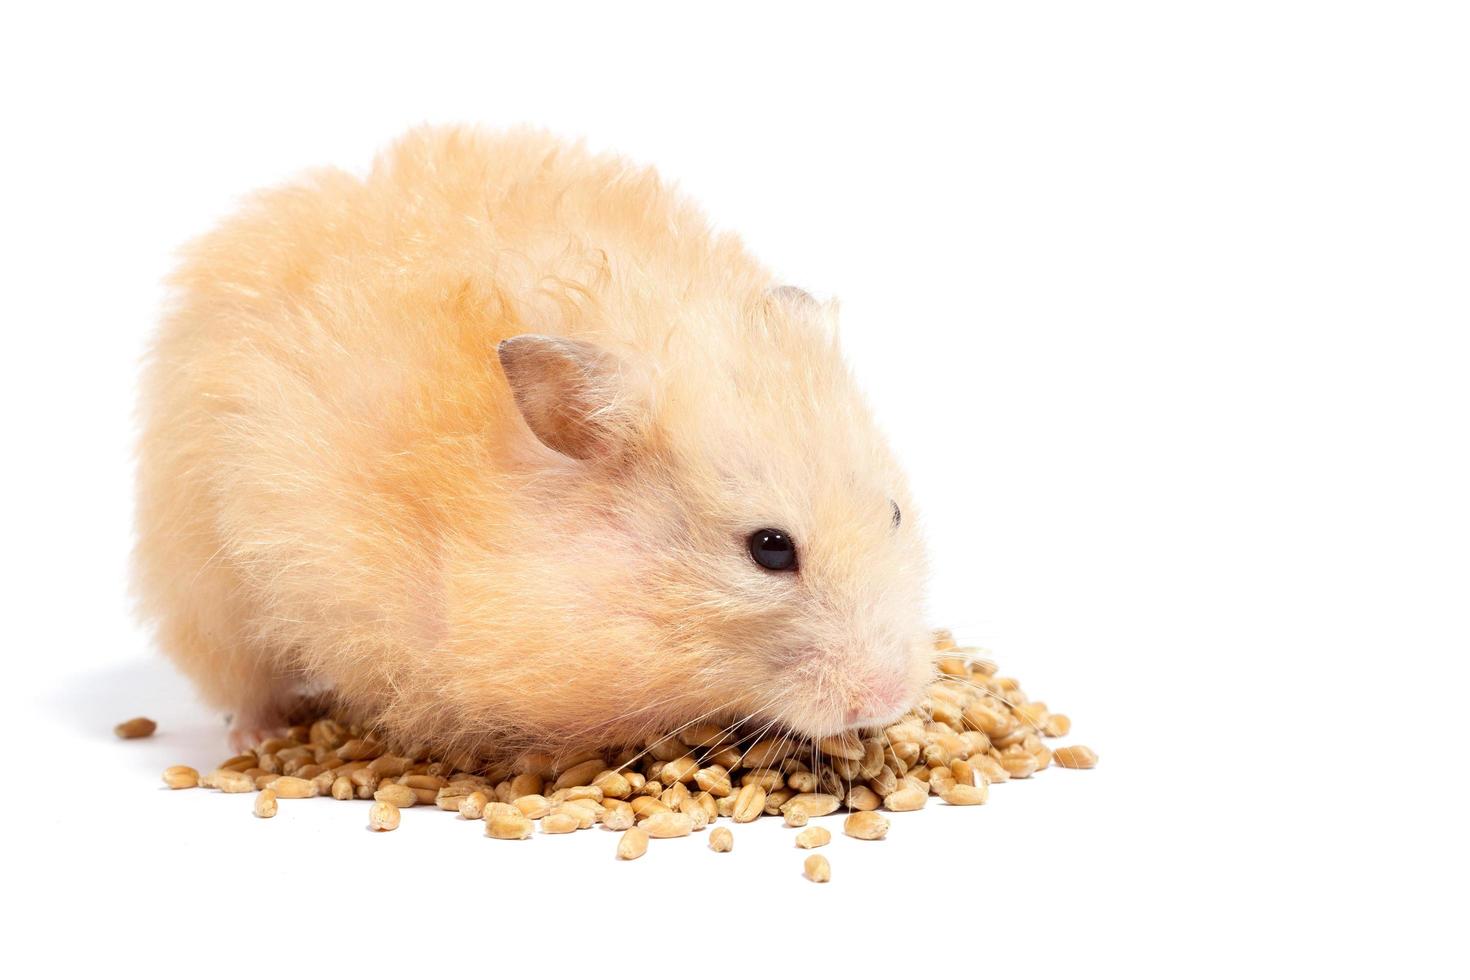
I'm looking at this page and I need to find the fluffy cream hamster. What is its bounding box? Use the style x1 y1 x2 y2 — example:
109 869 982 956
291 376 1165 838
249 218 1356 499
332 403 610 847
134 127 932 755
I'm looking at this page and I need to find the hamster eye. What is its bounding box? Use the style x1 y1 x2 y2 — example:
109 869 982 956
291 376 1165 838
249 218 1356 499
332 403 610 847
891 500 902 528
748 528 798 572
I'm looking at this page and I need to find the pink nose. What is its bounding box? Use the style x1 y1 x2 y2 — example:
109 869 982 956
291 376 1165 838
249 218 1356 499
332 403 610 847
845 672 911 727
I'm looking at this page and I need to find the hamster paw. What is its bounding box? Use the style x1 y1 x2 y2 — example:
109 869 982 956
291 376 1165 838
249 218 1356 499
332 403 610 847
227 714 289 754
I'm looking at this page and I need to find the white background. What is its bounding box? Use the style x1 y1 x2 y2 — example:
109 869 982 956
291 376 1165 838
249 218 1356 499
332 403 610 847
3 2 1465 974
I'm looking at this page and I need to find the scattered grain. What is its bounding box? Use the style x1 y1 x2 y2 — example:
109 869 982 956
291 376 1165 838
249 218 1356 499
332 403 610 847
114 717 156 739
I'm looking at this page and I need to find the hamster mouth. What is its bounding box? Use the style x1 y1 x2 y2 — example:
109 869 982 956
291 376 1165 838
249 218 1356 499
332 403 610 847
837 673 925 733
843 701 911 730
737 651 928 741
729 700 846 745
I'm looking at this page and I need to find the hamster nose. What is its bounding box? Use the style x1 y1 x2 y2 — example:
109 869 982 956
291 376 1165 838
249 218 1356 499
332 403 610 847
844 672 910 728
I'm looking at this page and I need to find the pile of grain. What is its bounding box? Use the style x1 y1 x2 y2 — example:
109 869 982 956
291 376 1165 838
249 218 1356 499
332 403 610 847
142 631 1095 880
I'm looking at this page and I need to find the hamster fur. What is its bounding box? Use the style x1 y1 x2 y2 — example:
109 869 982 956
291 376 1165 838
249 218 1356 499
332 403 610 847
134 127 932 756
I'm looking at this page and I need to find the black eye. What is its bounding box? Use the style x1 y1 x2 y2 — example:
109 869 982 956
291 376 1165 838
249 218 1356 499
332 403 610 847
748 528 798 571
891 500 902 528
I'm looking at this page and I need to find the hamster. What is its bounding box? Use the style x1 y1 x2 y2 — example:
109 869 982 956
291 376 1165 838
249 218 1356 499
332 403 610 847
133 127 932 756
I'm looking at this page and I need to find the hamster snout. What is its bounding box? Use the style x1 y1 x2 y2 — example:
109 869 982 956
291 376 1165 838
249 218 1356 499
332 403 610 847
133 127 933 754
774 632 937 737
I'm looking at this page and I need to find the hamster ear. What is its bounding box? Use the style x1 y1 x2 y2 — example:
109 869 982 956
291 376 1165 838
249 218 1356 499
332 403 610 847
765 284 835 324
766 284 821 311
763 284 838 339
497 334 639 461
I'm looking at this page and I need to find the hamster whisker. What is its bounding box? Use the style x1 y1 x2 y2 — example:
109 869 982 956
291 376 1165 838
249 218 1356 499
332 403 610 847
562 685 711 740
725 697 797 771
936 673 1049 736
690 699 784 755
937 672 1024 710
606 690 782 776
